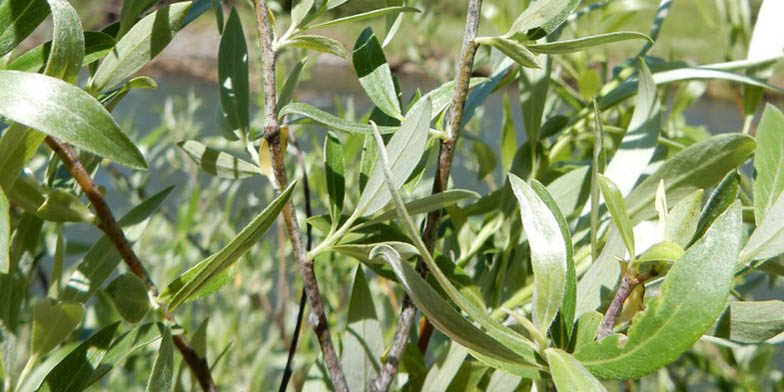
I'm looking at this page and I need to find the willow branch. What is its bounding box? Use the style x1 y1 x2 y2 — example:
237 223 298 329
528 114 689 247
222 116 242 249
371 1 483 390
252 1 347 391
44 136 217 392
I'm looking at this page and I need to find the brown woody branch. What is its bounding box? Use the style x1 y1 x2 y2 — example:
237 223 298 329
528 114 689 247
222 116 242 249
44 136 217 392
371 1 483 390
251 1 348 391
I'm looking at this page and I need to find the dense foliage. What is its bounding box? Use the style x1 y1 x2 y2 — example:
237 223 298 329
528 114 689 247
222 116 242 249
1 0 784 391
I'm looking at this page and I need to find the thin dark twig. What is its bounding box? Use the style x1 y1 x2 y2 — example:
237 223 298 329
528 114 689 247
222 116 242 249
44 136 217 392
371 1 483 391
279 141 312 392
597 273 648 339
251 1 347 390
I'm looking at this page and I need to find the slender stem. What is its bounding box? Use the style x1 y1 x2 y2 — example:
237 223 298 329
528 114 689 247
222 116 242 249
597 273 648 339
43 136 216 392
372 3 483 388
252 1 347 391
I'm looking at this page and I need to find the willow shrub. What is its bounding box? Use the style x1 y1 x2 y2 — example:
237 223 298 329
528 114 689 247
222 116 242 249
1 0 784 391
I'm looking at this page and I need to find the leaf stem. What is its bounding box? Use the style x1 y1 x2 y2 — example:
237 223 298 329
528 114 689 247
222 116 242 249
597 272 649 339
43 136 216 391
252 1 348 390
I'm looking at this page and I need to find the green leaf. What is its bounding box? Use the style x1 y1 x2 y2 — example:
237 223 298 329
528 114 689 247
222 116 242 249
146 326 174 392
500 94 517 170
177 140 259 179
291 0 315 27
39 0 85 84
0 123 46 193
41 322 119 392
90 2 192 91
576 203 742 379
740 190 784 264
519 57 549 153
279 102 397 135
340 266 383 390
526 32 651 54
353 27 402 119
105 273 150 323
709 301 784 343
475 36 540 69
598 175 635 259
0 0 49 57
218 7 250 136
359 189 479 228
8 32 115 74
0 70 147 169
508 0 580 35
36 189 94 223
753 104 784 224
546 348 607 392
333 241 418 265
0 188 8 274
603 59 660 197
86 323 161 387
664 189 703 248
626 134 755 223
324 131 345 219
471 139 498 180
60 187 173 303
161 181 296 311
691 171 739 246
285 34 346 58
308 6 420 29
370 245 538 377
573 311 603 353
356 98 430 217
118 0 158 37
32 298 85 358
508 174 569 333
277 57 308 112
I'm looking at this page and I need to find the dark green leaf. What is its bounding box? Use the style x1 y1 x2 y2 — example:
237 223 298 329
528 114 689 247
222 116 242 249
177 140 259 179
0 188 8 273
32 298 85 358
106 273 150 323
324 131 345 219
218 7 250 136
90 2 192 91
691 171 739 246
277 57 308 112
42 322 119 392
353 27 402 119
0 0 49 57
471 139 498 180
519 56 549 151
279 102 398 135
526 32 651 54
753 104 784 224
118 0 158 37
161 181 296 311
7 32 115 74
86 323 161 387
0 70 147 169
146 326 174 392
359 189 480 228
576 203 742 379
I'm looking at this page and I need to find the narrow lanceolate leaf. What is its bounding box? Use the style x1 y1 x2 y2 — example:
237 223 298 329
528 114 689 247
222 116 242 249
576 203 742 379
526 32 651 54
356 98 431 217
500 95 517 170
177 140 259 179
32 298 85 358
0 0 49 57
60 187 173 303
85 323 162 387
598 175 635 259
7 32 115 74
42 322 119 392
161 181 296 311
279 102 398 135
43 0 85 84
340 267 384 390
90 2 192 91
545 349 607 392
353 27 402 119
753 104 784 224
508 174 568 333
603 59 660 197
106 273 150 323
0 188 8 273
664 189 703 248
218 8 250 136
277 57 308 111
691 171 739 245
474 36 540 69
324 132 345 219
284 35 346 58
308 6 420 29
709 300 784 343
508 0 580 36
0 71 147 169
370 245 539 377
146 326 174 392
118 0 158 37
740 191 784 265
359 189 480 228
626 134 755 223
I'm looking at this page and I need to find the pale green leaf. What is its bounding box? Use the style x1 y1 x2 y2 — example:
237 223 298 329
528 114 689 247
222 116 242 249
42 0 85 84
41 322 119 392
740 190 784 264
277 57 308 111
0 70 147 169
279 102 398 135
709 300 784 343
285 34 346 58
291 0 315 27
691 171 739 245
32 298 85 358
475 36 540 69
664 189 703 248
358 189 480 228
85 323 162 387
106 273 150 323
118 0 158 37
500 94 517 170
546 348 607 392
598 174 635 259
146 327 174 392
177 140 259 179
324 131 345 219
527 32 651 54
340 266 384 390
8 32 115 74
753 104 784 224
0 0 49 57
508 0 580 35
308 6 420 29
576 203 742 379
0 188 8 273
353 27 402 119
